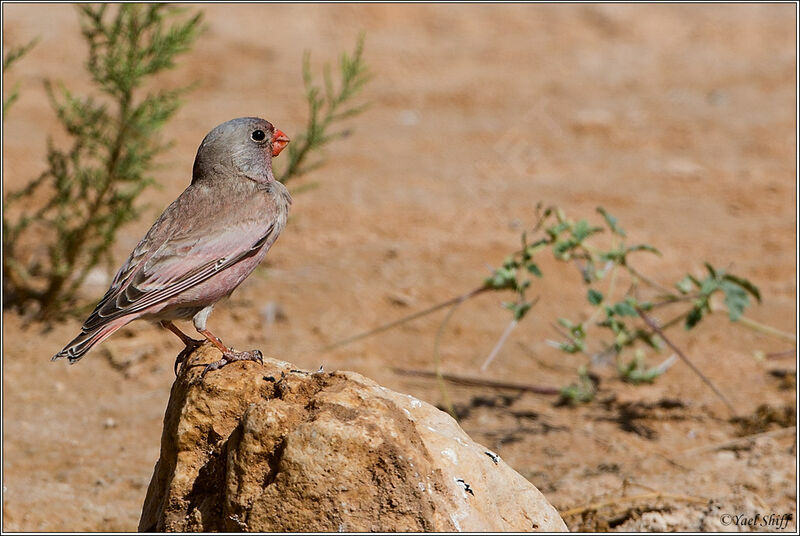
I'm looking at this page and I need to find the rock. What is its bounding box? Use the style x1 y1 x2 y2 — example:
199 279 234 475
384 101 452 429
139 343 567 532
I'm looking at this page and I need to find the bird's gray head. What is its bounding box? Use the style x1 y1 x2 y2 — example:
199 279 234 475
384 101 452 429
192 117 290 185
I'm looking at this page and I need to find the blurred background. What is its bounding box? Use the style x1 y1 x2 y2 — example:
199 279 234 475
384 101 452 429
3 4 796 531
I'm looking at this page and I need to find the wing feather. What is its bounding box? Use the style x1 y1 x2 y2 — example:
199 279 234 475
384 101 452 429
83 222 275 330
81 181 279 331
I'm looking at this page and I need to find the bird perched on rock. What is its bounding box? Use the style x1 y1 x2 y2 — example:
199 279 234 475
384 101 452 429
52 117 291 376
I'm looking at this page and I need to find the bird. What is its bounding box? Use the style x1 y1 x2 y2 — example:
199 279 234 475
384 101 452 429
52 117 292 376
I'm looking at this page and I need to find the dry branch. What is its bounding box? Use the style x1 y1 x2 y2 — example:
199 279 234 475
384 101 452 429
561 492 709 517
678 426 796 458
392 367 561 395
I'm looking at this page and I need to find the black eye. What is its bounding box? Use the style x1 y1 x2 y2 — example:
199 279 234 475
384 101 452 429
251 129 266 142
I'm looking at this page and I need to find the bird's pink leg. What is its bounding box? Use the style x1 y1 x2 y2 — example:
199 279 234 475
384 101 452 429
196 328 230 354
160 320 204 375
191 328 264 378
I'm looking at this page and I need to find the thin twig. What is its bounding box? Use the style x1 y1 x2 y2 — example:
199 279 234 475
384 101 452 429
766 349 797 360
658 309 690 331
433 299 469 420
734 315 796 343
517 342 578 373
653 353 678 374
591 259 619 325
589 309 689 364
319 286 488 352
561 492 709 517
481 318 519 371
647 295 699 309
678 426 796 458
625 264 677 297
636 307 737 416
707 301 795 343
392 368 561 395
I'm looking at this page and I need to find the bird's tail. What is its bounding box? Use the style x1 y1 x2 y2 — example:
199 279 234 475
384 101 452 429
51 317 129 363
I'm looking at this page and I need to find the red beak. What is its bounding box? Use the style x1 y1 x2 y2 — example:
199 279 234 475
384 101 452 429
271 129 290 157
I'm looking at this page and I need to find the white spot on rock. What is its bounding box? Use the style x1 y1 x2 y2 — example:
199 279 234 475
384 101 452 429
441 448 458 465
450 508 468 531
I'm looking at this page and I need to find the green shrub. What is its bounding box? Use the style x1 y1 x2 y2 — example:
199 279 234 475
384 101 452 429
3 5 202 320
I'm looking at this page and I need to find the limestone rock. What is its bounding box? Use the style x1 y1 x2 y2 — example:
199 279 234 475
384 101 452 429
139 343 567 532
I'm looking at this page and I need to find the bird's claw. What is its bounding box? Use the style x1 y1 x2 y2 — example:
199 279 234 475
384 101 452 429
190 349 264 378
174 337 204 376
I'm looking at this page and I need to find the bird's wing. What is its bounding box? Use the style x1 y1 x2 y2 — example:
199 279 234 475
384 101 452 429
81 183 278 331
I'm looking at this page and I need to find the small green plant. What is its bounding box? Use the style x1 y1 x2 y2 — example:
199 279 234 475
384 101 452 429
558 366 598 405
324 203 790 416
474 204 765 409
3 37 39 115
3 5 202 320
616 351 676 385
277 34 370 185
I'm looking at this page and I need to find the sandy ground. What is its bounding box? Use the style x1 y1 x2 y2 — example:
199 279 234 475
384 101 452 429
2 4 797 531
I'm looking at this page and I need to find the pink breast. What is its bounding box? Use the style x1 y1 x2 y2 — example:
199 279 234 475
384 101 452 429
169 242 272 307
